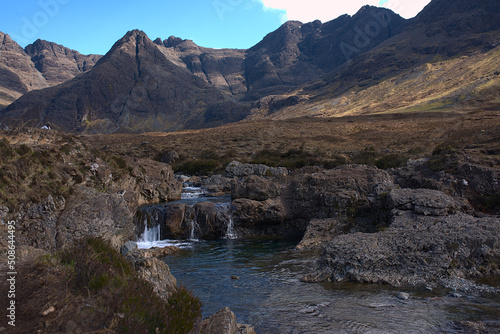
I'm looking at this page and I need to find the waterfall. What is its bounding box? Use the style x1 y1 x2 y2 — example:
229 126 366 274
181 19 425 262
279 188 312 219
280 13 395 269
226 216 237 240
189 219 201 240
216 202 238 239
138 222 161 243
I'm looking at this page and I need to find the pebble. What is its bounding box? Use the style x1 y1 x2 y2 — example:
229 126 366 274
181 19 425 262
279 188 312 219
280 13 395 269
449 292 463 298
299 306 318 314
396 292 410 301
41 306 56 316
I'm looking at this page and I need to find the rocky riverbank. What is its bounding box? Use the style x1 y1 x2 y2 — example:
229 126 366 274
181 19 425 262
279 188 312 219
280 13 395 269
0 129 254 334
176 157 499 292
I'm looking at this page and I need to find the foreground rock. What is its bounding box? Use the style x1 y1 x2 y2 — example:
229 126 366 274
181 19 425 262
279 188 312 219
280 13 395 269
199 307 256 334
302 192 500 288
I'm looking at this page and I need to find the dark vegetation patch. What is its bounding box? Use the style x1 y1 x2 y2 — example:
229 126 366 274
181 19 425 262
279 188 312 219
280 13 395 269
7 238 201 333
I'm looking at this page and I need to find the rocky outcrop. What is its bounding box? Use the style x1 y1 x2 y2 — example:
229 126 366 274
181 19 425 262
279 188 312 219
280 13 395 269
391 153 500 215
199 307 256 334
226 161 288 178
157 37 247 97
56 185 135 249
128 255 178 302
302 189 500 288
135 201 232 240
296 218 348 250
231 175 282 201
224 165 395 238
232 198 286 237
386 188 458 216
13 195 65 250
282 165 393 223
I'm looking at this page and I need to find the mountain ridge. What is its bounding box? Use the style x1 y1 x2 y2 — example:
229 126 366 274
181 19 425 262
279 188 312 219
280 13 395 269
0 0 499 133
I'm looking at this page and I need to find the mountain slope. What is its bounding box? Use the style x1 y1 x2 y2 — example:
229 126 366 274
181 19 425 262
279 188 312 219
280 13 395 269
0 30 248 133
1 0 498 133
0 32 48 109
261 0 500 119
155 36 247 97
244 6 408 99
25 39 101 85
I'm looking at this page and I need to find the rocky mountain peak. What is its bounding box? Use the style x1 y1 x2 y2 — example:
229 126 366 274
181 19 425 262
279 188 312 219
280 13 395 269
24 38 101 85
0 32 48 108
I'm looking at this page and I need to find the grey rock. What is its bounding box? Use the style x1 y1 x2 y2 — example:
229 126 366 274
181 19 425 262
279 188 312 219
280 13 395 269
231 175 282 201
120 241 137 255
304 211 500 287
226 161 288 178
158 151 179 164
131 257 177 302
396 292 410 301
200 307 256 334
56 186 134 249
296 218 348 250
387 188 457 216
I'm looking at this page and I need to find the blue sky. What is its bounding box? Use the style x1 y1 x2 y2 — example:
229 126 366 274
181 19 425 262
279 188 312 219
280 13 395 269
1 0 431 55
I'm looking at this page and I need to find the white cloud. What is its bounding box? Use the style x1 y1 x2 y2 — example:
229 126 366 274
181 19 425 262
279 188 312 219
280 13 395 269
256 0 432 23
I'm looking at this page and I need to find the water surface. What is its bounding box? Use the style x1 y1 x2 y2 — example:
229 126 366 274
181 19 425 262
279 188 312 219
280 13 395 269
164 239 500 334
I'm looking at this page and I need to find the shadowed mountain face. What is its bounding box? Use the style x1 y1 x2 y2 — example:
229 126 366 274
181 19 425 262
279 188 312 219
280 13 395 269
0 0 499 133
244 6 407 98
0 33 48 108
25 39 101 85
0 30 248 133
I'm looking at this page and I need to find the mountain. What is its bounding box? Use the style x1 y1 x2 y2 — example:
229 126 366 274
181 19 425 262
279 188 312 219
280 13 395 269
25 39 101 85
0 32 48 108
260 0 500 118
0 33 101 110
243 6 407 98
0 0 499 133
0 30 248 133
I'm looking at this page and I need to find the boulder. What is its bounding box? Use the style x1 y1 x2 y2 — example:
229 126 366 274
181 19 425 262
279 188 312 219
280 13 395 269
120 240 138 255
129 256 177 302
283 165 394 221
232 198 287 236
200 307 256 334
129 158 182 205
193 202 226 240
201 174 233 195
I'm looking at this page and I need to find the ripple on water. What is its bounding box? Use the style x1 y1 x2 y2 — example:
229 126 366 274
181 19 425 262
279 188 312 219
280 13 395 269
162 239 500 333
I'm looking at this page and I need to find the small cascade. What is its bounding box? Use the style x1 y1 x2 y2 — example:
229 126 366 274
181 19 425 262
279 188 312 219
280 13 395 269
226 216 237 240
181 183 205 200
134 179 237 247
216 202 238 239
189 219 201 240
137 223 161 244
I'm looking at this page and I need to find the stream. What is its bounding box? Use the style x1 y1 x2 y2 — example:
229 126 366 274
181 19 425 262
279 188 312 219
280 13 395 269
136 184 500 333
